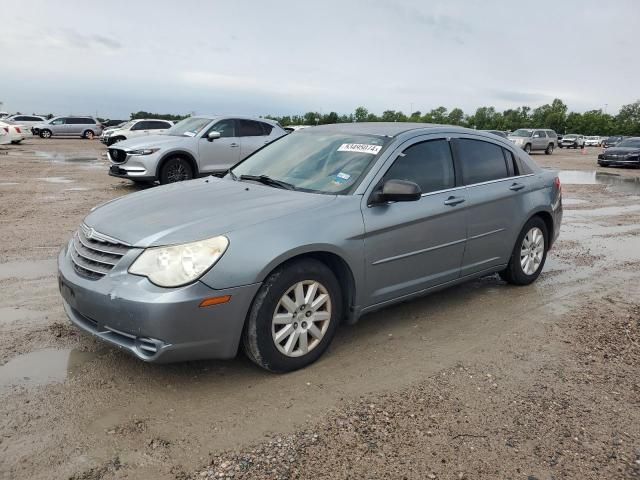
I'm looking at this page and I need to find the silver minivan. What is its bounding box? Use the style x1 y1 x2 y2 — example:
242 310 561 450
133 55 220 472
32 116 103 139
59 123 563 371
508 129 557 154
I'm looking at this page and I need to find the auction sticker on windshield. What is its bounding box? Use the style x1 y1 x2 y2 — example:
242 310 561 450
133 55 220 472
337 143 382 154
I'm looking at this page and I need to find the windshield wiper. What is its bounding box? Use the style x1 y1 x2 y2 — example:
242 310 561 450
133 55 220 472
227 169 238 181
239 174 296 190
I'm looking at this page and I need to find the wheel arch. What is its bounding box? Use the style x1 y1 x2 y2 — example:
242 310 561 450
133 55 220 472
156 150 199 178
529 210 554 246
255 249 357 325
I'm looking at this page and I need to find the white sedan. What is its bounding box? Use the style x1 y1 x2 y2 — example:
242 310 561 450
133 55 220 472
0 121 26 144
0 127 10 145
584 136 602 146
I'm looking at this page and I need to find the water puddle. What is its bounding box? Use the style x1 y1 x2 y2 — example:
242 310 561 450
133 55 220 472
0 259 57 281
559 170 640 194
0 348 98 388
37 177 74 184
6 150 105 168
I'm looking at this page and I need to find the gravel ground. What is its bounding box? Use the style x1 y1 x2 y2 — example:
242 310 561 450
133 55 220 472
1 138 639 479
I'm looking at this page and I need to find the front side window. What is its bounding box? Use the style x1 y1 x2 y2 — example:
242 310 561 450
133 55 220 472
51 118 65 125
231 131 389 194
511 129 532 137
455 138 508 185
383 139 455 194
210 119 236 138
238 120 265 137
130 121 146 131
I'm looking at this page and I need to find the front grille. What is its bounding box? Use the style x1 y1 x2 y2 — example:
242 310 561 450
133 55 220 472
70 224 131 280
108 148 127 163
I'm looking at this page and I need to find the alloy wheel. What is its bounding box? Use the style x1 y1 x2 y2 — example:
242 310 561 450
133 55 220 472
271 280 331 357
520 227 545 275
167 161 190 182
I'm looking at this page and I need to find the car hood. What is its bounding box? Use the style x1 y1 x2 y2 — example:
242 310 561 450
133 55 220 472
602 147 640 155
83 177 336 247
114 134 187 150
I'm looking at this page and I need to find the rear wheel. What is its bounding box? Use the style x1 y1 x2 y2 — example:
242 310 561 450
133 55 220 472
499 217 548 286
159 157 194 184
545 143 554 155
40 129 52 139
524 143 532 154
242 259 342 372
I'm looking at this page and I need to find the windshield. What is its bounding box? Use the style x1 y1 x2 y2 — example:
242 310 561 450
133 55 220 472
510 129 532 137
564 134 577 139
616 139 640 148
231 131 389 194
166 117 212 137
119 121 135 130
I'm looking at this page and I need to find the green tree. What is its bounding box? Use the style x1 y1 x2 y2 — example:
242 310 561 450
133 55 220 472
447 108 466 126
616 100 640 136
354 107 368 123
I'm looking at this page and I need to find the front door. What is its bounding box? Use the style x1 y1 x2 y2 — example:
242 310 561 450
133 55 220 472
198 118 241 174
533 130 547 150
362 137 468 306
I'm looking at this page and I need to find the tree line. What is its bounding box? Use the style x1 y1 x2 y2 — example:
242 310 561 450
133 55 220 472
265 99 640 136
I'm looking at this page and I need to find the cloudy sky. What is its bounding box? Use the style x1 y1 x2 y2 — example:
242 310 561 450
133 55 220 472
1 0 638 119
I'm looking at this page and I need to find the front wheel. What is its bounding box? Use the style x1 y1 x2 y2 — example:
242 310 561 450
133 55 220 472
83 130 95 139
159 157 194 184
545 143 554 155
242 259 342 372
499 217 548 286
579 144 584 149
40 129 52 139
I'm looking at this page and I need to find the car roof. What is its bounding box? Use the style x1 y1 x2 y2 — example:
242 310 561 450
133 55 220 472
194 115 280 126
300 122 473 137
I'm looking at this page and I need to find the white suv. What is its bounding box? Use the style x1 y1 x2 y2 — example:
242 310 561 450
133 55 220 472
101 119 174 146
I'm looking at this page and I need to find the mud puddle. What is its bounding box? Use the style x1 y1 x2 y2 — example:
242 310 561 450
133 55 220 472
0 348 98 389
36 177 74 184
6 150 105 168
559 170 640 194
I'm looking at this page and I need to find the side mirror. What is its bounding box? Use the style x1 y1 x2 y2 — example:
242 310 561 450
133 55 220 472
372 179 422 204
207 131 221 141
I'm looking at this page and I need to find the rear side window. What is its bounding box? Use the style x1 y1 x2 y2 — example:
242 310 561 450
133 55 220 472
68 117 93 125
239 120 265 136
503 149 518 176
260 122 273 135
149 121 171 129
455 138 508 185
534 130 546 138
384 139 455 194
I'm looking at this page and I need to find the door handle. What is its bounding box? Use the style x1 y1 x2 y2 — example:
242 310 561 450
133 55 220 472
230 143 239 147
509 182 525 191
444 196 465 206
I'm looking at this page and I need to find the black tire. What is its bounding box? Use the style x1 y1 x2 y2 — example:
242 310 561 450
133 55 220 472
242 259 342 372
524 143 532 154
10 140 22 145
545 143 554 155
83 130 95 139
39 129 52 139
499 216 548 286
558 144 563 148
159 157 194 184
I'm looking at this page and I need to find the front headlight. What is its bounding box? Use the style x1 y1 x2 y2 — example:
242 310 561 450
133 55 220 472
129 148 160 156
129 236 229 287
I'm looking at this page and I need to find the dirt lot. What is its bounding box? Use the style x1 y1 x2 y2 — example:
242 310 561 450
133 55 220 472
1 138 639 480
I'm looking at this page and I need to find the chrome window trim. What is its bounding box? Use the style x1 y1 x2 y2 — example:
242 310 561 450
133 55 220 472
419 173 535 197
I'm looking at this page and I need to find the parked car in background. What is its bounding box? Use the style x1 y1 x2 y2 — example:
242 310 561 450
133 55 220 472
101 119 127 129
3 114 46 132
0 112 9 119
482 130 508 138
559 134 585 149
107 115 286 184
0 126 10 145
32 116 103 139
508 128 557 154
584 136 602 147
602 136 627 148
597 137 640 168
0 121 26 144
101 119 174 146
59 123 562 371
283 125 311 133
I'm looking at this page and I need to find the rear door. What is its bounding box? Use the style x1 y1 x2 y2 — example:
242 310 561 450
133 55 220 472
197 118 241 174
238 120 271 158
533 130 547 150
362 136 468 306
452 136 531 275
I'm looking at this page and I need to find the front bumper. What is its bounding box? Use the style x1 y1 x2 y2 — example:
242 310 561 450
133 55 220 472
598 158 640 167
57 243 261 363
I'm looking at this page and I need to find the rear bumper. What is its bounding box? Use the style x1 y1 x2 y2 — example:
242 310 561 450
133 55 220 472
58 244 261 363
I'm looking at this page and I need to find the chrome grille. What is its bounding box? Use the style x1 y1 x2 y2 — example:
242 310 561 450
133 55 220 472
70 224 131 280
